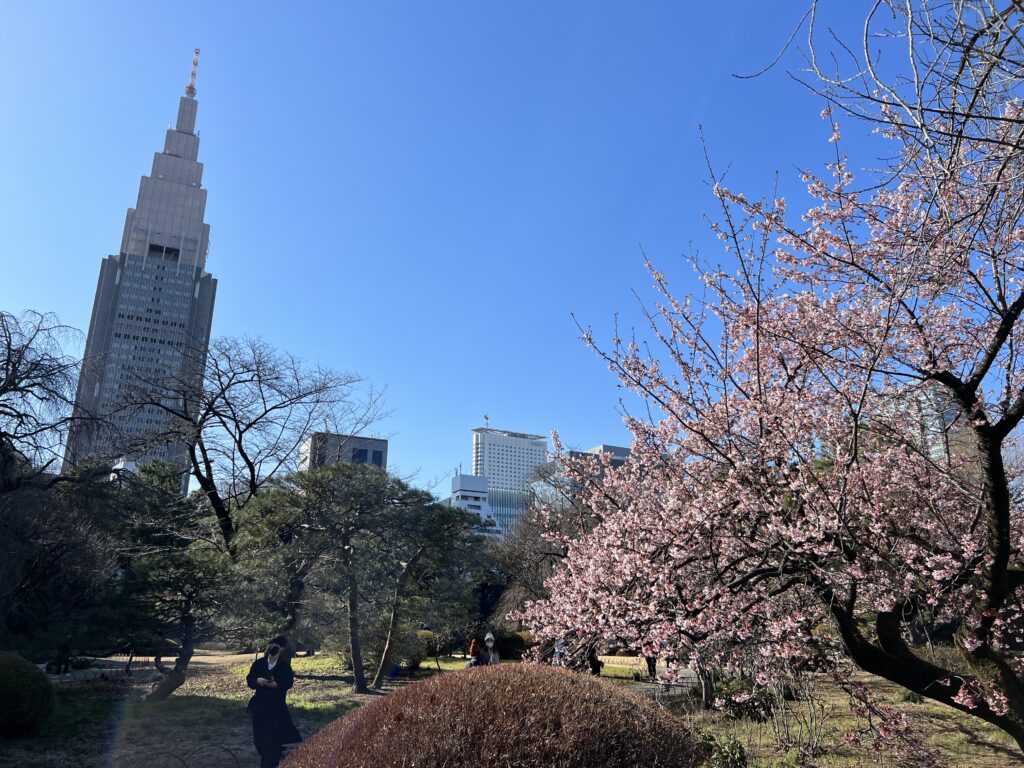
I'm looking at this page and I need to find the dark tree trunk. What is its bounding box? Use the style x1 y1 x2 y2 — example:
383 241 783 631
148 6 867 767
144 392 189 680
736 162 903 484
822 586 1024 753
144 613 195 702
190 442 234 552
695 661 718 709
371 560 415 690
343 533 367 693
281 569 306 646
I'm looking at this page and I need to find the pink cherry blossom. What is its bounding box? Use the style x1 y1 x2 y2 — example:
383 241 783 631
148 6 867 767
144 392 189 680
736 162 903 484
518 97 1024 752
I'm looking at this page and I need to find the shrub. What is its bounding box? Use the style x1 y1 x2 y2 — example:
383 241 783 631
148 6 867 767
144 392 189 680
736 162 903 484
493 630 531 660
899 689 925 705
0 651 55 736
417 630 437 659
401 631 432 672
699 732 748 768
714 677 775 723
283 663 708 768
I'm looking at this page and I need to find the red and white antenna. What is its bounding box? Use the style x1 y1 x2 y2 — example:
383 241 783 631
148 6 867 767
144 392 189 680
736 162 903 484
185 47 200 98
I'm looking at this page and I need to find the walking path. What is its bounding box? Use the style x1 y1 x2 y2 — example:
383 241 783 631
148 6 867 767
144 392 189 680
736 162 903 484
44 652 255 683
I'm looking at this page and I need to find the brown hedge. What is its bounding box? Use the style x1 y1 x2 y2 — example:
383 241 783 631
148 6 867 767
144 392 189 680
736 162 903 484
283 663 707 768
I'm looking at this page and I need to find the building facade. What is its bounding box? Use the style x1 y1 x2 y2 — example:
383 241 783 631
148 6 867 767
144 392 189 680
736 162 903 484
471 427 547 489
64 59 217 478
531 444 631 508
447 473 496 532
298 432 388 472
470 427 548 534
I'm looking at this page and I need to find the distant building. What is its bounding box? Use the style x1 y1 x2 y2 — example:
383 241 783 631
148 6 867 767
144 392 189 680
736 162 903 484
447 474 497 533
470 426 548 534
577 444 630 468
532 444 631 508
298 432 388 472
472 427 548 490
64 52 216 483
878 383 969 465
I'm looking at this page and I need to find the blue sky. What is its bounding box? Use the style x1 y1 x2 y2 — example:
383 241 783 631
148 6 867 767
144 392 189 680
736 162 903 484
0 1 867 493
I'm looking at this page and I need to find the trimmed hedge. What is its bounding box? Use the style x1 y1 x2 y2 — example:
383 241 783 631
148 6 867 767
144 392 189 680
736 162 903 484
283 663 707 767
0 651 55 736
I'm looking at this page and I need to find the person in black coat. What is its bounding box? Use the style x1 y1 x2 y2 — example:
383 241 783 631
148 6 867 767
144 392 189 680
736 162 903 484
246 635 302 768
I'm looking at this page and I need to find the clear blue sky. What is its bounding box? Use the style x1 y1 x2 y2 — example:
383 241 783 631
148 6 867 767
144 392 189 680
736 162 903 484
0 1 867 494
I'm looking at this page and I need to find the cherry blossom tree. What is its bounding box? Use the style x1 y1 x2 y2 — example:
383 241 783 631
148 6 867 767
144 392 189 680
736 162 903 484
522 0 1024 751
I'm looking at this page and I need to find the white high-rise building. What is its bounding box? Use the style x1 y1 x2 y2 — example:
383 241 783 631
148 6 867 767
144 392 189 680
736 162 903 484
471 427 548 489
470 427 548 533
447 474 496 532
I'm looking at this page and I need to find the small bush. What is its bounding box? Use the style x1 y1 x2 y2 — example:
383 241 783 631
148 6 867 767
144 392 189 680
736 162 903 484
715 677 775 723
899 689 925 704
283 663 708 768
401 631 432 672
417 630 437 659
699 732 747 768
0 651 55 736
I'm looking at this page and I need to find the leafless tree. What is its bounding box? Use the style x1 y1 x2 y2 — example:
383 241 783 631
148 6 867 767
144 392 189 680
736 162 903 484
799 1 1024 158
126 335 385 553
0 310 80 488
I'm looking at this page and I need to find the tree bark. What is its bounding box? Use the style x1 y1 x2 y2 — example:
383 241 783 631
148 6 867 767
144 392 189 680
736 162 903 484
343 533 368 693
371 557 418 689
143 613 195 702
190 441 235 551
695 660 718 709
823 587 1024 753
281 569 306 646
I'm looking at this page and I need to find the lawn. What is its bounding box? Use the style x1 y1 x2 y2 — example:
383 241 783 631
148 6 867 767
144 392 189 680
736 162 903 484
0 653 1020 767
665 673 1020 767
0 653 366 768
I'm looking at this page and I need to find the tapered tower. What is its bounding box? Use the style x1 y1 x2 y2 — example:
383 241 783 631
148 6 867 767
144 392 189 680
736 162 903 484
64 51 217 479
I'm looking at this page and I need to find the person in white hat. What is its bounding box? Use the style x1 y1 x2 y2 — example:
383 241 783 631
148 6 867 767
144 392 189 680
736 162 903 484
478 631 501 666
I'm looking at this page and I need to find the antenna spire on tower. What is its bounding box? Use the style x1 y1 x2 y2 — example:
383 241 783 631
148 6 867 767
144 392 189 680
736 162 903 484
185 47 200 98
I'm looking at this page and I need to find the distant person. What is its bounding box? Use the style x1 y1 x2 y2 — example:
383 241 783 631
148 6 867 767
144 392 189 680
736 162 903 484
553 639 565 667
56 643 71 675
645 655 657 681
246 635 302 768
587 646 604 676
465 638 481 669
478 632 501 666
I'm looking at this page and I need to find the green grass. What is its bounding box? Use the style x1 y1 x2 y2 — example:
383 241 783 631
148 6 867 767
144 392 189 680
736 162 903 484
602 663 642 678
419 655 473 672
3 655 1021 767
6 680 122 743
676 673 1020 767
0 653 368 767
291 653 350 675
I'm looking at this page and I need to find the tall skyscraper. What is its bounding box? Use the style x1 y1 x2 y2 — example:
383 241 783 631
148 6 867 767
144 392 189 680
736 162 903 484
64 52 217 476
470 426 548 533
